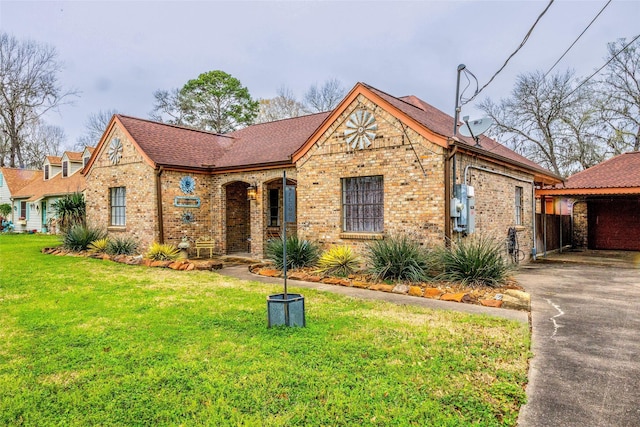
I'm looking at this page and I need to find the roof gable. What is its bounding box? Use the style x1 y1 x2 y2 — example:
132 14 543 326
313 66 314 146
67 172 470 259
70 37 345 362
291 83 559 183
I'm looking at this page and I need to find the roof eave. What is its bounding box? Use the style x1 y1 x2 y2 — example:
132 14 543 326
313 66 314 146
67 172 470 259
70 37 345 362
536 187 640 196
451 140 563 185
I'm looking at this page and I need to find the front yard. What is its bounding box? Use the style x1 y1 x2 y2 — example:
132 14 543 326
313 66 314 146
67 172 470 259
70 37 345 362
0 234 530 426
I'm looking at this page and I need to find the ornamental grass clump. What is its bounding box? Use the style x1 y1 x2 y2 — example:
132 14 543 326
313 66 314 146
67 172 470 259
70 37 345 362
265 235 319 270
437 235 511 287
146 242 180 261
365 234 433 282
106 236 139 256
87 238 110 254
316 245 360 277
61 225 107 251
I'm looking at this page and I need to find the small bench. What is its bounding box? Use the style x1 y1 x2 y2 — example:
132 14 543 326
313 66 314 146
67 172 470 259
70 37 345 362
195 239 216 258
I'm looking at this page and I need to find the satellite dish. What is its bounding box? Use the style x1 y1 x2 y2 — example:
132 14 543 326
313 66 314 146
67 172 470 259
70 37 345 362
459 116 493 138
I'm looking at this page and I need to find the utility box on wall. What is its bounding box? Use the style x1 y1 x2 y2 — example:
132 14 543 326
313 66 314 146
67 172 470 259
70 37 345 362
453 184 475 234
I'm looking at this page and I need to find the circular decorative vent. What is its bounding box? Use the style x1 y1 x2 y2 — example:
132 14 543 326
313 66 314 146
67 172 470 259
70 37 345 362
182 211 195 224
344 110 377 150
107 138 123 165
180 176 196 194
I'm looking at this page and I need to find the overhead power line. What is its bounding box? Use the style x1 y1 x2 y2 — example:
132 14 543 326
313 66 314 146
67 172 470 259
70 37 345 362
566 33 640 98
461 0 555 106
544 0 612 77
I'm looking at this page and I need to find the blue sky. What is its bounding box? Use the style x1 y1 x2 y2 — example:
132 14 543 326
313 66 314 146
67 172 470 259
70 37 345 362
1 0 638 147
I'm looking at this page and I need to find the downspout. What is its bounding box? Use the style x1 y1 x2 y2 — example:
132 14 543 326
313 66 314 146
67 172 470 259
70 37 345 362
155 166 164 244
444 144 458 243
463 164 537 260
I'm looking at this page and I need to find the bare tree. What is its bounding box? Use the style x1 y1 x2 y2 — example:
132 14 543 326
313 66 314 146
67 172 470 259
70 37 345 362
22 121 66 168
0 32 77 167
597 37 640 154
255 86 308 123
478 70 602 177
76 109 118 149
149 88 187 125
304 78 347 112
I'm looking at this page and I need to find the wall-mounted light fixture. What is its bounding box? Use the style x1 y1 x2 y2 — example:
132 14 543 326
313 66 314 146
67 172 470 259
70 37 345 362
247 184 257 201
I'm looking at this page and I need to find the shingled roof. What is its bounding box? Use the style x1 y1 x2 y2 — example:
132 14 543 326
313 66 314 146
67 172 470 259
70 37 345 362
364 84 552 175
13 170 85 202
0 167 41 194
101 83 557 182
116 115 233 169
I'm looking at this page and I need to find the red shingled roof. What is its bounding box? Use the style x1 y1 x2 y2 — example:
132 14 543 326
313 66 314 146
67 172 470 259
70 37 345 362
364 84 550 174
108 83 555 181
221 112 330 168
116 115 233 169
558 152 640 189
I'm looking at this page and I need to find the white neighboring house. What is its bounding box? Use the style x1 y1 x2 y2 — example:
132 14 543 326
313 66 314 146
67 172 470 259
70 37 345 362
10 149 92 233
0 167 41 229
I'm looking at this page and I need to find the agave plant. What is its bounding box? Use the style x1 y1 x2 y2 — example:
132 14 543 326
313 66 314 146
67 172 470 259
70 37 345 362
436 235 512 287
88 238 110 254
365 234 433 282
265 235 319 270
146 242 180 261
316 245 360 277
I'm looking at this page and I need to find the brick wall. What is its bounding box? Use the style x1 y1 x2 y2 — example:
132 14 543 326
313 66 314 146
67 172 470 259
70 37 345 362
85 126 159 252
295 96 447 255
571 199 588 248
457 154 536 261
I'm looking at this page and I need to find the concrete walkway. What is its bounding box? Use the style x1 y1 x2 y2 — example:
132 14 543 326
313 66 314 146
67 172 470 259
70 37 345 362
218 264 528 323
515 261 640 427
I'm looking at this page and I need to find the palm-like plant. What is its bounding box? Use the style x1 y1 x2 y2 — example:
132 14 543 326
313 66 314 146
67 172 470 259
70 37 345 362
52 193 86 232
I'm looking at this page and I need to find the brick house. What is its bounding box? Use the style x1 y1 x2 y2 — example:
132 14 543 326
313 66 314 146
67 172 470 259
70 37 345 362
537 152 640 251
84 82 560 260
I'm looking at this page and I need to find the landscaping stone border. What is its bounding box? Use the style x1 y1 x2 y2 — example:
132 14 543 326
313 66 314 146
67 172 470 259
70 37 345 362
249 263 531 311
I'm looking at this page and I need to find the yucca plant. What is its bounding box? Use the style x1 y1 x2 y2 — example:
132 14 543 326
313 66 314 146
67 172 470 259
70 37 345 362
87 238 110 254
316 245 360 277
106 236 139 256
146 242 180 261
436 235 511 287
265 235 319 270
52 193 86 232
365 234 433 282
61 225 107 251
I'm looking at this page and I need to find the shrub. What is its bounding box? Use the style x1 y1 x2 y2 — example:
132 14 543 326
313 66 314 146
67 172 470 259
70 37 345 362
316 245 360 277
146 242 180 261
365 234 433 282
88 238 110 254
62 225 107 251
436 235 511 287
106 236 139 256
0 203 11 218
265 235 319 270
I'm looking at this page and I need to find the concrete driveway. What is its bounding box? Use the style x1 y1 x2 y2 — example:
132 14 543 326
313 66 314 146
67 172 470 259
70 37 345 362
515 261 640 427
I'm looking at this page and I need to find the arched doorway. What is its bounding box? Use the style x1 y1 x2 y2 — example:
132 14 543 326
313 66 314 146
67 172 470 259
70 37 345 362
225 181 251 253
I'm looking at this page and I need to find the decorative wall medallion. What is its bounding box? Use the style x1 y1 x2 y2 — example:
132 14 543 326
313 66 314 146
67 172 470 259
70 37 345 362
181 211 195 224
344 110 377 150
180 176 196 194
107 137 123 165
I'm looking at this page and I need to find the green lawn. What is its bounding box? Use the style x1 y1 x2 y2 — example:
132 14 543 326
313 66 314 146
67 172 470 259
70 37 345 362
0 234 530 426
